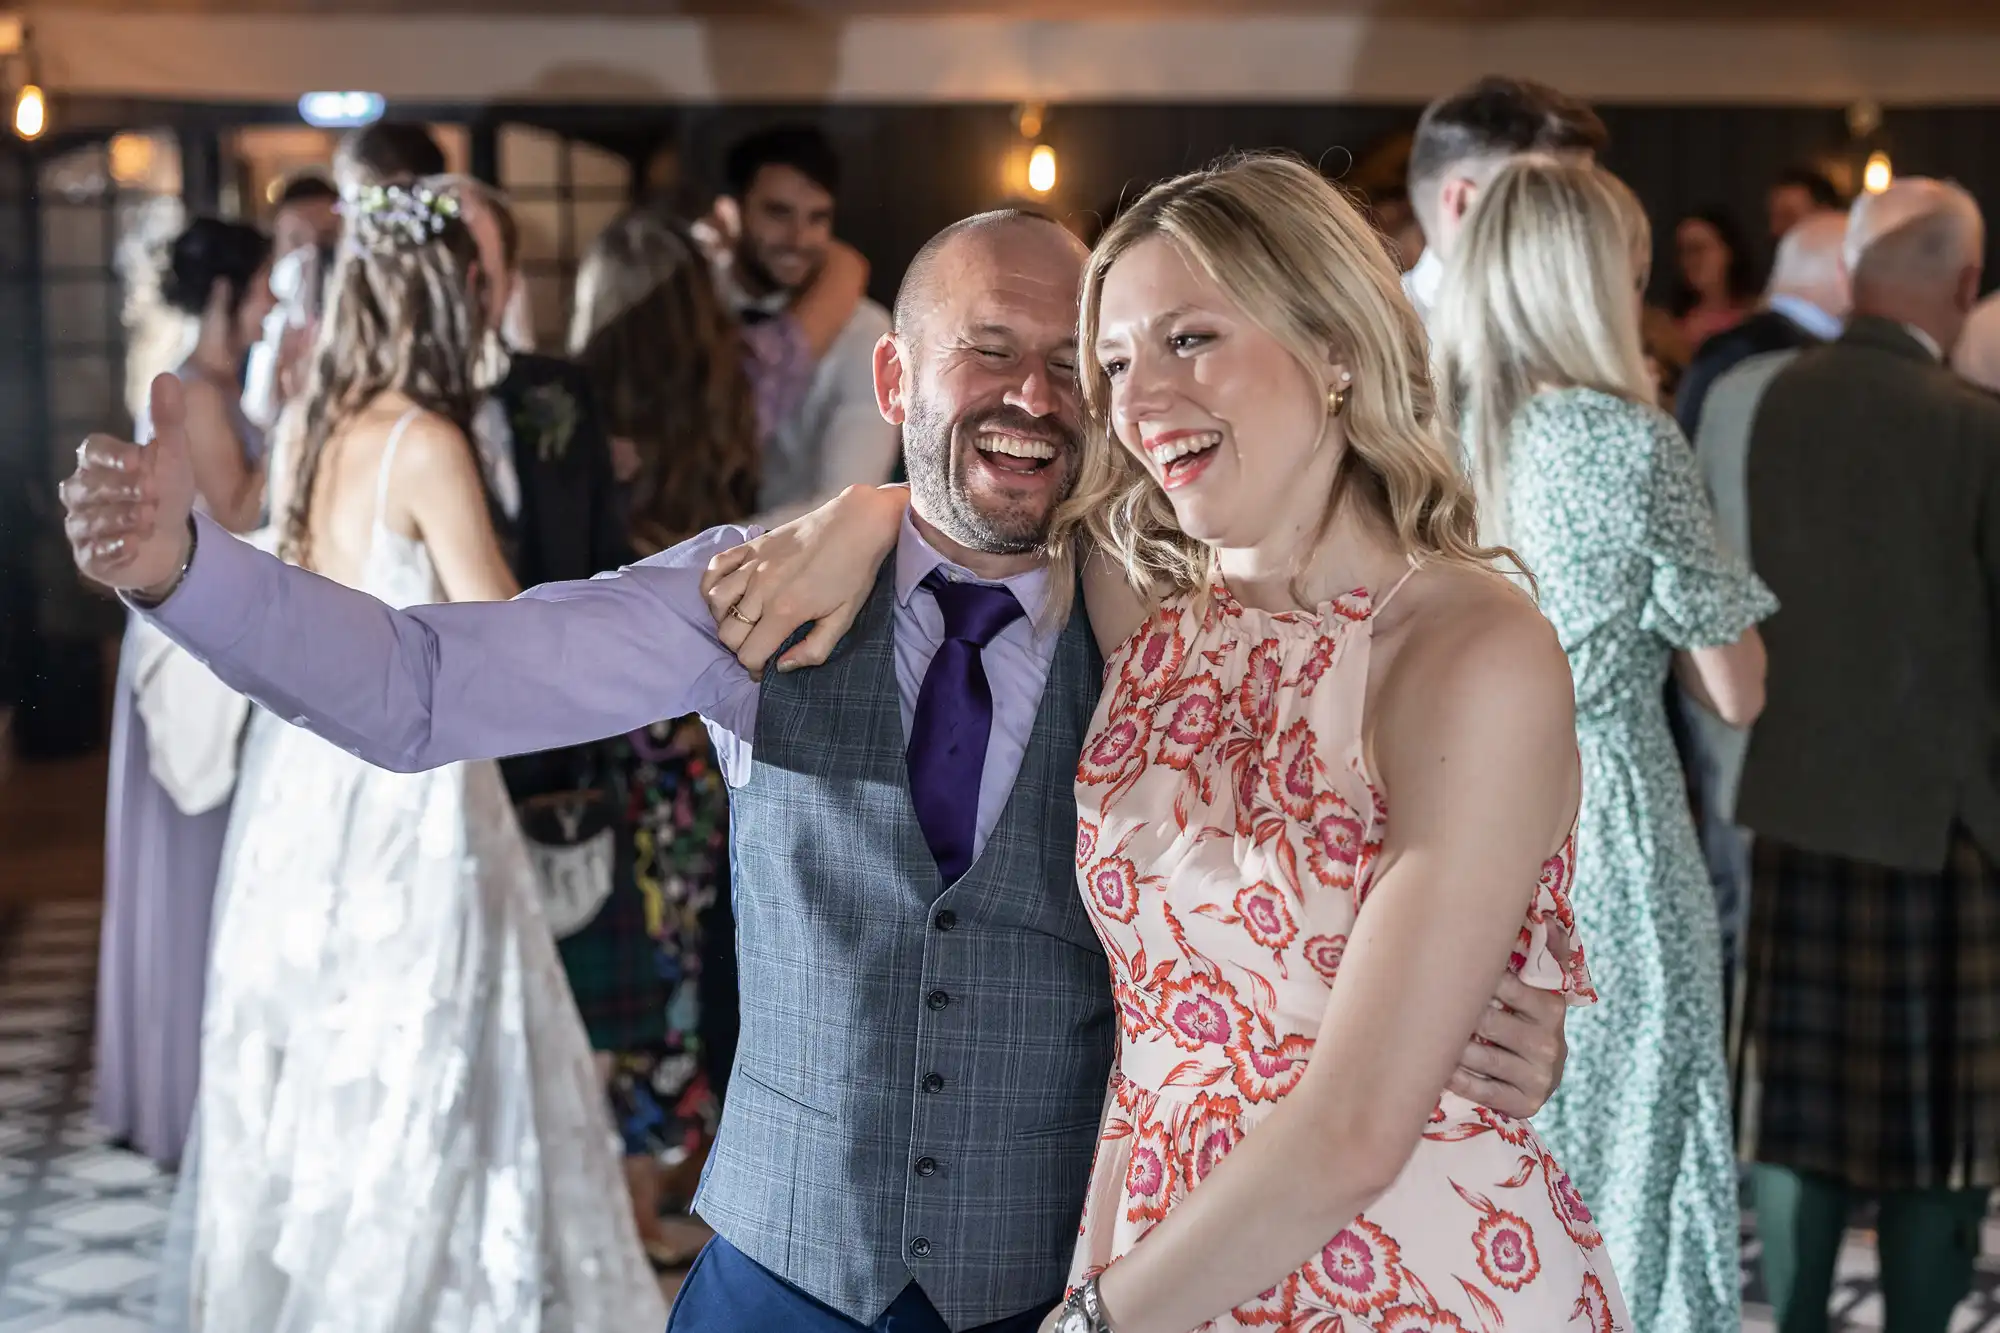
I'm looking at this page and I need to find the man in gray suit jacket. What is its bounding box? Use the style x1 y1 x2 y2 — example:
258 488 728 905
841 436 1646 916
63 211 1569 1333
1735 179 2000 1332
1680 346 1801 1010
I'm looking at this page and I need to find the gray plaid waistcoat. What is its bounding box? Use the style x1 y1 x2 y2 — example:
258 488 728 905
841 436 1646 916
694 558 1116 1330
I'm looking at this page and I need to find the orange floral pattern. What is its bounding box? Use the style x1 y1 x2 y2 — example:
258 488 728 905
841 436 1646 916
1068 574 1627 1330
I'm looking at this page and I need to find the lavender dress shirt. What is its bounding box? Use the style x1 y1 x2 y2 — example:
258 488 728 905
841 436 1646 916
142 511 1061 865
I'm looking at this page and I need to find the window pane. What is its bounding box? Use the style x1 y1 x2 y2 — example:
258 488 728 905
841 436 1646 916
570 141 628 192
45 278 113 346
43 205 108 270
40 144 108 202
51 355 115 431
108 131 182 197
514 198 563 266
431 125 470 176
571 196 625 258
0 206 25 271
500 126 562 190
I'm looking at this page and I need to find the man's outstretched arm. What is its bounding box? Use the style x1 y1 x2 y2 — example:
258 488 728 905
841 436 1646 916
63 374 760 773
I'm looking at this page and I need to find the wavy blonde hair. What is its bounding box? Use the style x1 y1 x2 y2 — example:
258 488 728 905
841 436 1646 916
1050 152 1513 610
1432 156 1654 543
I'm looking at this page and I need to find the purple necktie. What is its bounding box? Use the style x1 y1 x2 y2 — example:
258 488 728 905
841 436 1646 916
907 568 1026 888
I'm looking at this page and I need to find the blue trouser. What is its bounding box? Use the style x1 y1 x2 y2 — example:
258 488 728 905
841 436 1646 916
666 1235 1059 1333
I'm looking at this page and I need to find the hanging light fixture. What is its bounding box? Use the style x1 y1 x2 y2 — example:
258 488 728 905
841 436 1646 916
1006 102 1059 199
1863 150 1894 194
12 81 42 140
1027 143 1058 195
2 18 44 142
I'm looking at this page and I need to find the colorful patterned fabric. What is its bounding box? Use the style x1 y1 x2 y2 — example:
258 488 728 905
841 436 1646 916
1505 387 1775 1333
606 715 733 1164
1739 828 2000 1193
1068 571 1628 1330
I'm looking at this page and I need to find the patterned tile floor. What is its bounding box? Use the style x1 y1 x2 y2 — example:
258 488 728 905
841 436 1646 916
4 893 2000 1330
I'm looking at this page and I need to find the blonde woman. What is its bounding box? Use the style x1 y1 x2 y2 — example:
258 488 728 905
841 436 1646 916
1434 156 1774 1333
702 153 1627 1332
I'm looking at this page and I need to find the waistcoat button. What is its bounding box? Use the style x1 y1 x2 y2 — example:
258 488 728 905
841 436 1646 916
923 1072 945 1094
910 1237 932 1258
934 910 957 932
927 989 950 1011
915 1156 938 1177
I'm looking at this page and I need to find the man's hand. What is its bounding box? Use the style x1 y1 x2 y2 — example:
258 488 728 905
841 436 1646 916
1449 922 1573 1117
60 372 198 601
1447 972 1569 1118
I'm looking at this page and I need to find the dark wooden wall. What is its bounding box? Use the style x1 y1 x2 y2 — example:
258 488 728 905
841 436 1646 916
665 103 2000 311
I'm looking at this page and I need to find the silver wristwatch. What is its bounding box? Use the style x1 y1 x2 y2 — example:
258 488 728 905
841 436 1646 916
1053 1275 1114 1333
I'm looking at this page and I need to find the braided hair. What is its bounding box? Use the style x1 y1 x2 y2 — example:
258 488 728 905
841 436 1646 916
281 182 487 567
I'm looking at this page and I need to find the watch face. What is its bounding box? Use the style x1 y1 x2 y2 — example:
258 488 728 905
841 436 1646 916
1057 1310 1090 1333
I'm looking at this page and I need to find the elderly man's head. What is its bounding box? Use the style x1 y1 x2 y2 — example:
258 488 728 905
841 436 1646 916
879 211 1088 556
1844 178 1986 355
1767 209 1851 323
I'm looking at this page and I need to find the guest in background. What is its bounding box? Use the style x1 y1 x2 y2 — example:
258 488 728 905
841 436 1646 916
95 217 274 1170
331 120 446 199
1672 207 1759 352
1953 289 2000 393
269 172 340 260
1401 74 1608 327
1435 156 1774 1333
242 173 340 433
1768 165 1844 242
439 176 630 585
699 124 898 523
1736 179 2000 1333
431 178 703 1268
565 208 846 1267
1676 208 1848 438
1680 312 1831 1018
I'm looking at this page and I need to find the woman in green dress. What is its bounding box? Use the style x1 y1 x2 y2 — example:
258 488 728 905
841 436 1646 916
1435 156 1777 1333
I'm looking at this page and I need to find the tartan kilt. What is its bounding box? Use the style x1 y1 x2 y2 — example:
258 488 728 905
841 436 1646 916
554 839 669 1054
1736 826 2000 1191
503 746 669 1055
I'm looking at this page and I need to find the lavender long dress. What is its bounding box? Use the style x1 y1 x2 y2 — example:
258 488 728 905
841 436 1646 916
93 364 263 1167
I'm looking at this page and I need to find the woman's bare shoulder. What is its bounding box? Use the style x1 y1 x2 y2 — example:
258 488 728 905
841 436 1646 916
1376 562 1572 732
372 407 473 480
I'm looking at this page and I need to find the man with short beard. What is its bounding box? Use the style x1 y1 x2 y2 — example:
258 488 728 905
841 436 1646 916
62 210 1568 1333
704 125 899 525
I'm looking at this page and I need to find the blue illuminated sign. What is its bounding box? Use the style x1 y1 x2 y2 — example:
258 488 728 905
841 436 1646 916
298 92 386 128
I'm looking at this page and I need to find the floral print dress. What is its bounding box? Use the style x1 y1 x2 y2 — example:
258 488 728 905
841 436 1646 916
1504 389 1775 1333
1069 571 1629 1332
605 717 734 1164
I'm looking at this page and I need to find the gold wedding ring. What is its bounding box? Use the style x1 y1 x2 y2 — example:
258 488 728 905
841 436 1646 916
727 604 757 626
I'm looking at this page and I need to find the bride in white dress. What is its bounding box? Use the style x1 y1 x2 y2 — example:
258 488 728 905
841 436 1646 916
169 183 665 1332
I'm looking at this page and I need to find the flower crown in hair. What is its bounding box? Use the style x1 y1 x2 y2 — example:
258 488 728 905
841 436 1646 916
341 183 462 251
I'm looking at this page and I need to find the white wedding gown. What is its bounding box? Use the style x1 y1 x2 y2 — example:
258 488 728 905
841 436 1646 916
170 411 666 1333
